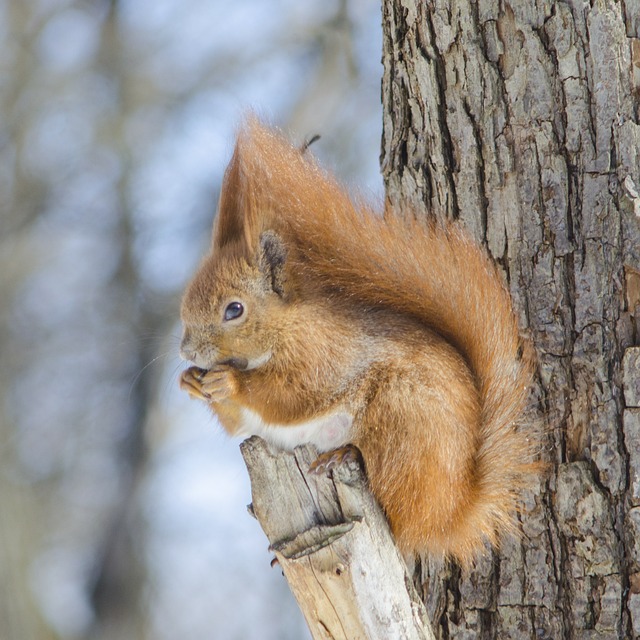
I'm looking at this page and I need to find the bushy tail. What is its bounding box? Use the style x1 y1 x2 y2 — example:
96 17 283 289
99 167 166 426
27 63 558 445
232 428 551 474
232 120 538 546
293 208 537 539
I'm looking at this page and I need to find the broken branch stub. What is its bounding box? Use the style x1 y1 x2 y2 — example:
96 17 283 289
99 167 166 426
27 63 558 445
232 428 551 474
240 436 435 640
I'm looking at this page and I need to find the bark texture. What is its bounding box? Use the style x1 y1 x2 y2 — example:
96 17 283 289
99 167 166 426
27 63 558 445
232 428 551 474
381 0 640 638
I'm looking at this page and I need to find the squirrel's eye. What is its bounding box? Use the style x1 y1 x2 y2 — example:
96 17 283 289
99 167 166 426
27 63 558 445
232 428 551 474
223 301 244 321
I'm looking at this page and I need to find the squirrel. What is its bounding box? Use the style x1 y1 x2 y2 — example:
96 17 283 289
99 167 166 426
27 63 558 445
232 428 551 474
179 119 538 566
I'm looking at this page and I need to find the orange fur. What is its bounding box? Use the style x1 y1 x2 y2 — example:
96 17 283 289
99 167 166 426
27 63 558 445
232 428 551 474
179 119 539 566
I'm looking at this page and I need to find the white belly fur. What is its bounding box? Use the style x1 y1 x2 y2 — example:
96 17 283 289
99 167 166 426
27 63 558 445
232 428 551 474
236 407 354 453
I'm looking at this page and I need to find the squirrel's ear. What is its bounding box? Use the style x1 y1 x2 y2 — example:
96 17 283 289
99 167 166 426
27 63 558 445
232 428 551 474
213 145 249 252
258 230 287 297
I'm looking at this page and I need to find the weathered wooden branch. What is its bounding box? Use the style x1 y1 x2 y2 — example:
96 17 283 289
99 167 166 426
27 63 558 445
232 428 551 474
240 436 435 640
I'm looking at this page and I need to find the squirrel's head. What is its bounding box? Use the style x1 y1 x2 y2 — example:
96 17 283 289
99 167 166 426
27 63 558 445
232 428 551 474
179 231 288 371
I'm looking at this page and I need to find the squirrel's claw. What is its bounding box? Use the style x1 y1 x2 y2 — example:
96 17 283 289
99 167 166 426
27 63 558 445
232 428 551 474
308 444 361 475
199 367 236 401
179 366 237 403
179 367 210 401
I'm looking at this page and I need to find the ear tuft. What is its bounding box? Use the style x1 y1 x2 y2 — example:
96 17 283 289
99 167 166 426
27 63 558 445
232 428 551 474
300 133 321 154
259 231 288 296
212 145 245 251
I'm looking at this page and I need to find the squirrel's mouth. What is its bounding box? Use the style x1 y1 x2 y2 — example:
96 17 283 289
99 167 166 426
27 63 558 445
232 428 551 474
218 356 250 370
207 350 272 372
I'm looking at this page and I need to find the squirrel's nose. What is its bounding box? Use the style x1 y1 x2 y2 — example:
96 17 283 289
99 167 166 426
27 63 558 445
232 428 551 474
180 347 196 362
179 332 196 362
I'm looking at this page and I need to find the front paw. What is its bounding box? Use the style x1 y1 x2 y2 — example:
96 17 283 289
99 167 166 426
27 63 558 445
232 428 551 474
179 366 236 403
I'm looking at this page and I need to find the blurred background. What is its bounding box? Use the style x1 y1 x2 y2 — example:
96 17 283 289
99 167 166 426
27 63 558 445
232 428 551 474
0 1 382 638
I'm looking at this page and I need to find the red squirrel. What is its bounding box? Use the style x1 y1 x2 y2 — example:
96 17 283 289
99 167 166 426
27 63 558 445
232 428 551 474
179 119 538 566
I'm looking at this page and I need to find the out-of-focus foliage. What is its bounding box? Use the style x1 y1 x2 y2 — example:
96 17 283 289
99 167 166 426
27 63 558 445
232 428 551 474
0 0 382 638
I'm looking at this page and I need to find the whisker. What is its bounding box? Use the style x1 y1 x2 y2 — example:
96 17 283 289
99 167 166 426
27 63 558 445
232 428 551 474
128 352 174 402
163 361 187 400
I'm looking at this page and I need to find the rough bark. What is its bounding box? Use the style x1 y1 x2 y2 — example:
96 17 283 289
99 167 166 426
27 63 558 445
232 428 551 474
381 0 640 638
241 437 435 640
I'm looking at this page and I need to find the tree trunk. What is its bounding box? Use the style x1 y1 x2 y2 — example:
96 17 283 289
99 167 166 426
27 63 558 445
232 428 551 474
381 0 640 638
